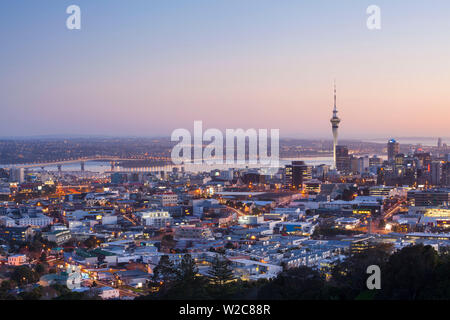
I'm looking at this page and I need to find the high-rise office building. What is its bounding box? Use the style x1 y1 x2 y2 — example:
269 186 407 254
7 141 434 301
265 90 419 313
292 161 309 189
313 164 330 179
414 152 432 171
395 153 406 166
336 145 351 173
330 82 341 170
369 155 383 167
442 162 450 186
358 156 370 174
350 156 359 173
407 189 450 207
285 161 309 189
431 161 443 186
284 164 293 187
387 139 399 162
9 167 24 183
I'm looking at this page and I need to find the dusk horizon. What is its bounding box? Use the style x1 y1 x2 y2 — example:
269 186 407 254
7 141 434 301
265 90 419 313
3 1 450 138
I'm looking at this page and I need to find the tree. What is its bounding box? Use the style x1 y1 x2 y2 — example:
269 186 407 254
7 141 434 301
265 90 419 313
433 251 450 299
19 287 43 300
35 263 48 276
330 243 392 300
207 256 234 285
83 236 98 249
176 254 198 283
150 254 209 300
11 266 39 285
158 254 209 300
27 238 43 253
54 292 91 300
257 266 329 300
39 252 47 263
50 284 71 296
379 244 439 300
0 280 15 291
153 255 177 282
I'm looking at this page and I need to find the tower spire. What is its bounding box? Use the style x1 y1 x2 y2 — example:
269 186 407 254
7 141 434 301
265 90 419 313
334 80 336 109
330 80 341 170
333 80 337 113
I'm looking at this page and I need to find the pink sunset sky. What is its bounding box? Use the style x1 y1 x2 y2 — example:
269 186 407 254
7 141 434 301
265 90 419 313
2 0 450 139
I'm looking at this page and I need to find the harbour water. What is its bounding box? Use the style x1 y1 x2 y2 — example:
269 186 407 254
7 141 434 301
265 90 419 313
4 157 336 174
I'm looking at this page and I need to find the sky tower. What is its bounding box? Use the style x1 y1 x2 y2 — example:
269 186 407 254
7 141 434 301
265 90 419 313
330 82 341 170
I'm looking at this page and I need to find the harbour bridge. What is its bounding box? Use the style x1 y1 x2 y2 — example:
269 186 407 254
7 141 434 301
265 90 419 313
6 156 174 172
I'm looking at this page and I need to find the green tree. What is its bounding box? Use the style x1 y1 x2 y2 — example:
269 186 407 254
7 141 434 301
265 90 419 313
0 280 15 291
19 287 43 300
39 252 47 263
433 251 450 299
207 256 234 285
379 244 439 300
153 255 177 282
50 284 71 296
159 255 209 300
257 266 329 300
0 280 17 300
54 291 97 300
35 263 48 276
11 266 39 285
176 254 198 282
330 243 392 300
83 236 98 249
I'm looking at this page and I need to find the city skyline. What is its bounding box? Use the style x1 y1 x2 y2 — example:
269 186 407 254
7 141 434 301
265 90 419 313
0 134 448 149
4 1 450 306
3 1 450 138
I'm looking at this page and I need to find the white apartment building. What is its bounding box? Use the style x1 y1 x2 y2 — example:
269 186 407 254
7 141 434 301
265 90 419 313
18 215 53 227
141 211 172 228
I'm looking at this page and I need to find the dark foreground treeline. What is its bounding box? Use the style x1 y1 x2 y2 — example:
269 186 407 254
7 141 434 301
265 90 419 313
138 244 450 300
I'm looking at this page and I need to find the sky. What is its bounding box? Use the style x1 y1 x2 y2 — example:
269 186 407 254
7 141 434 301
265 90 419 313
1 0 450 139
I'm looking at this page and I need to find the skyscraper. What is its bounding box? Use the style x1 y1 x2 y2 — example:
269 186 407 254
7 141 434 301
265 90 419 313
9 167 25 183
330 82 341 170
358 156 370 174
431 161 443 186
336 145 351 173
387 139 399 162
284 164 293 187
285 161 309 189
442 162 450 186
